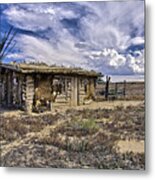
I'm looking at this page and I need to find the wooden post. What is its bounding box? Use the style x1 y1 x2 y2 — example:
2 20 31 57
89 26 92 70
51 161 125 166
25 75 34 113
21 75 26 110
115 83 118 99
17 74 22 107
7 71 12 106
65 77 68 98
10 71 13 106
105 76 111 100
1 73 5 106
71 76 78 106
123 80 126 100
67 78 71 105
89 78 95 100
3 70 7 105
0 68 2 107
12 72 17 106
50 101 53 111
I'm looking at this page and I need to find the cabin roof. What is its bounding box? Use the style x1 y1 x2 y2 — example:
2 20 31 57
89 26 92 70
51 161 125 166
0 63 102 77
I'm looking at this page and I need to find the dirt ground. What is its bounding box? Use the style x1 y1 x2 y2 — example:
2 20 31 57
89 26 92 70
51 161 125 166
55 100 143 111
116 140 144 154
0 100 143 116
0 100 145 169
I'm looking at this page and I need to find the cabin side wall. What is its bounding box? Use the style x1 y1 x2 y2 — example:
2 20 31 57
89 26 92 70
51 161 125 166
0 67 25 109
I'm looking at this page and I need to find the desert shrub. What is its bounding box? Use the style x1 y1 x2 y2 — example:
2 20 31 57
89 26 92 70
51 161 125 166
55 118 99 137
76 119 99 131
0 118 29 142
65 138 89 152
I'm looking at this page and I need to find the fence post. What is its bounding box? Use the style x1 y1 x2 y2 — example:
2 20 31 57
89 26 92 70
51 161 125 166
115 83 118 99
105 76 110 100
123 80 126 100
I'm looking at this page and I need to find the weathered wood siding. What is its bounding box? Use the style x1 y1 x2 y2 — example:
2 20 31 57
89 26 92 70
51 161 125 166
0 68 25 108
0 66 97 112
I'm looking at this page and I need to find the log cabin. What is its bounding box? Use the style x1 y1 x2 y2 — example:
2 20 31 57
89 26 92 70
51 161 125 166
0 63 101 113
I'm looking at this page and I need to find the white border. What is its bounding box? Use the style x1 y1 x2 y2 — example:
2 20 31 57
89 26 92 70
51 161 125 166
0 0 155 180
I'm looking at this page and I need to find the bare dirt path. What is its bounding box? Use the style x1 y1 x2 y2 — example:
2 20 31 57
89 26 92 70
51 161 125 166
116 140 144 153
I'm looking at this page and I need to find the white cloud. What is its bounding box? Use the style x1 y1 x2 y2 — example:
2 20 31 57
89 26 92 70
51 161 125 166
126 50 144 74
130 36 145 45
3 3 80 32
6 53 24 59
83 48 144 74
87 48 126 68
3 1 145 78
78 0 144 50
15 34 87 69
4 6 53 31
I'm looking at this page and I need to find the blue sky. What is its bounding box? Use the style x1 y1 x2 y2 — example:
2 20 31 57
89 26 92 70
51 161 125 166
0 1 144 81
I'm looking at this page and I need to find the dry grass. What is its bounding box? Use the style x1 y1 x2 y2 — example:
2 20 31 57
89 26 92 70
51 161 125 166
0 100 145 169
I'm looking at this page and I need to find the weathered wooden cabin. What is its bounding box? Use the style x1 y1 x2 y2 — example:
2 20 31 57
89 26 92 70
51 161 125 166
0 63 101 113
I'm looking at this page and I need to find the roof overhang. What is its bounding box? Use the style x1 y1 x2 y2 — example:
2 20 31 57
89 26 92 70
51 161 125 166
0 63 103 78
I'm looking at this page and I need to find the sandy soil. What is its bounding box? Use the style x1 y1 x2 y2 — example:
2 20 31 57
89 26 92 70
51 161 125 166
0 100 143 117
70 100 143 110
116 140 144 153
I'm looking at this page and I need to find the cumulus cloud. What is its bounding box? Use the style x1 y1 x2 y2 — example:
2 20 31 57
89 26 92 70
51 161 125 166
130 36 145 45
126 50 144 74
86 49 126 67
84 48 144 75
3 1 145 78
